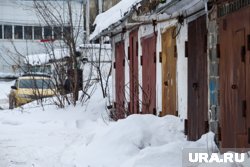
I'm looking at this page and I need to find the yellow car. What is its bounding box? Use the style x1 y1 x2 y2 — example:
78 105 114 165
9 74 56 109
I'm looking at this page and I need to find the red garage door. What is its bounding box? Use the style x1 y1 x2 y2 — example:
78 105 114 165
218 4 250 149
115 41 125 119
187 15 209 141
141 33 157 115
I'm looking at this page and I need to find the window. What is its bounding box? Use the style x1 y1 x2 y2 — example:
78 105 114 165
63 26 71 39
44 26 52 40
34 26 42 40
14 26 23 39
4 25 12 39
19 79 55 89
53 27 62 40
24 26 32 40
0 25 2 39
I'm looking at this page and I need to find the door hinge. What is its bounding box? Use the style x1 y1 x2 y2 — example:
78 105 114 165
185 41 188 58
128 102 130 113
218 124 222 141
113 62 116 69
154 52 156 63
242 100 247 117
184 119 188 135
159 52 162 63
217 44 220 58
223 19 227 31
241 45 246 62
140 55 143 66
174 45 177 58
123 59 125 66
128 46 130 60
204 34 207 53
153 108 157 115
136 42 139 57
248 128 250 144
205 121 209 133
247 35 250 51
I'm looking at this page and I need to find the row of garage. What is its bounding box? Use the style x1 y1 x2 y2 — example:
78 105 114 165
94 0 250 150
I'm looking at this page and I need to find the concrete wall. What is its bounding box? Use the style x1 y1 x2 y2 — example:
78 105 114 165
208 7 219 144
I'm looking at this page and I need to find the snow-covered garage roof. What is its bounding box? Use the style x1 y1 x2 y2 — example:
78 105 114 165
90 0 142 40
90 0 206 40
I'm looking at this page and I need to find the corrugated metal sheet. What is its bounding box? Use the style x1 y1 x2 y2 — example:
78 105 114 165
115 41 125 119
141 33 157 115
219 5 250 149
187 15 208 141
161 27 177 116
129 30 139 114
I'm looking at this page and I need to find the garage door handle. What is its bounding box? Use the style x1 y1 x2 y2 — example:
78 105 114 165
242 100 246 118
164 81 168 86
231 84 237 89
192 83 199 90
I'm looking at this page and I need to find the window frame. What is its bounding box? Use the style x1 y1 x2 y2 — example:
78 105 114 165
14 25 23 39
34 26 42 40
4 25 13 39
24 26 33 40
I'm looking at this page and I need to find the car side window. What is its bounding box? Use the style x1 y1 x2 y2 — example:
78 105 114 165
15 80 18 88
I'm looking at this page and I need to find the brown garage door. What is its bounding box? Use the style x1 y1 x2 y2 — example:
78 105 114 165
187 15 209 141
161 27 177 116
219 5 250 149
129 30 139 114
141 33 157 115
115 41 125 119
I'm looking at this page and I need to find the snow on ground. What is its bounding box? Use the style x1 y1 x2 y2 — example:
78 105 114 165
0 80 249 167
0 79 15 109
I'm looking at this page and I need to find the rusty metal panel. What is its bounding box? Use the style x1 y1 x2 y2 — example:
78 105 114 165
161 27 177 116
129 30 139 114
219 6 250 149
115 41 125 119
187 15 208 141
141 33 157 114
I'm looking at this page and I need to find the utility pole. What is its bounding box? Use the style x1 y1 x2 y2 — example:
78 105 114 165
85 0 90 42
98 0 103 14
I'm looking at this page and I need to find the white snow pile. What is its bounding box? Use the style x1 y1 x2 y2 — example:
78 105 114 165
0 83 249 167
25 48 69 65
0 79 15 109
90 0 142 40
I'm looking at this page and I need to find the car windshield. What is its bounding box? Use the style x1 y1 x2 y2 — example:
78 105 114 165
19 79 55 89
